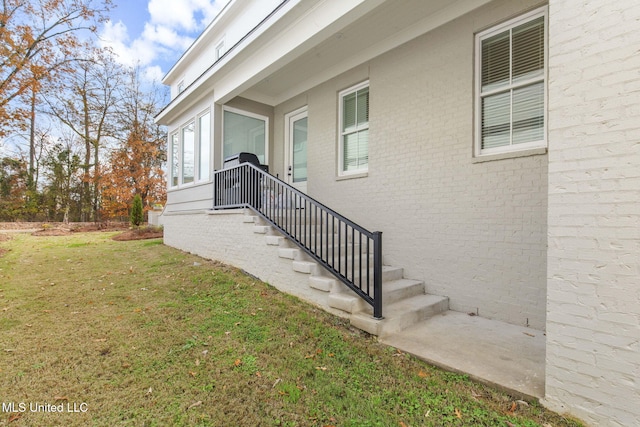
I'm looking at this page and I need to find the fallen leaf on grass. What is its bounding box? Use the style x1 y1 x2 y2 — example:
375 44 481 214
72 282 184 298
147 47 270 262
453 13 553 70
508 402 518 414
315 366 328 371
146 387 153 395
54 396 68 401
195 359 200 366
234 359 242 367
8 413 21 423
189 371 197 377
122 363 132 368
272 378 282 388
455 408 462 419
418 370 429 378
187 401 202 410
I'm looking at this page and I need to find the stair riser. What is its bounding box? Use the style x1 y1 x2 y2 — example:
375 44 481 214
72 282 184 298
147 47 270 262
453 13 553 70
378 299 449 338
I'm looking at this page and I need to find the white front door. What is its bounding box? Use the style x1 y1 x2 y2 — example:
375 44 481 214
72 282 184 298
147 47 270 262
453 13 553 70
285 107 308 193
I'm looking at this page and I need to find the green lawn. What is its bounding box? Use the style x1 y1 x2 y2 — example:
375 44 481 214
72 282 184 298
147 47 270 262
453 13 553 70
0 232 582 426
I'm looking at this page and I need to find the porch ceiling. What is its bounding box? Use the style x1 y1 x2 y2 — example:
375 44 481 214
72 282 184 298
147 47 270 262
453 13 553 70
240 0 483 105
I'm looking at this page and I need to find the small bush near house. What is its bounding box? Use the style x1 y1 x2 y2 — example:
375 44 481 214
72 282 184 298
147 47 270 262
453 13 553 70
130 194 144 227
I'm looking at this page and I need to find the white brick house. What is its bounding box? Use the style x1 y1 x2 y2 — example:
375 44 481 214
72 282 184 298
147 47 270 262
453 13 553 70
155 1 640 425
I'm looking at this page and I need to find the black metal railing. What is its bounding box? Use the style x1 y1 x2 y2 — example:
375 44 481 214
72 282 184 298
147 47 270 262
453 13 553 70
213 163 383 319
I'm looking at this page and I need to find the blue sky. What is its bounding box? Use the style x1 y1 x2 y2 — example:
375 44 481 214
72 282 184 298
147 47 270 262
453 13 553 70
99 0 231 83
0 0 229 156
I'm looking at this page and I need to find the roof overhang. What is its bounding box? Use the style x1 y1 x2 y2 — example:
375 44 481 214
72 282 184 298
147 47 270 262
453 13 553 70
156 0 492 125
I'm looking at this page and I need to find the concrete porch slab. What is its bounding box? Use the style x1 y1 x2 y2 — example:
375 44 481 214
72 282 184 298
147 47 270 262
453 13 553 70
380 310 545 400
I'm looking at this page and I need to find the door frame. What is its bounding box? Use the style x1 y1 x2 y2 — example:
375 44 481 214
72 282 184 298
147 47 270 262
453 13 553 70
284 106 308 193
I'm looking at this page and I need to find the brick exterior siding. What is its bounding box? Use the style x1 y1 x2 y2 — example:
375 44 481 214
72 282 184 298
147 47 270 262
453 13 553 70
545 0 640 425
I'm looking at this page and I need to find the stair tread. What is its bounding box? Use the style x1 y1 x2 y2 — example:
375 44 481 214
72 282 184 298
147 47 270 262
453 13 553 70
350 294 447 320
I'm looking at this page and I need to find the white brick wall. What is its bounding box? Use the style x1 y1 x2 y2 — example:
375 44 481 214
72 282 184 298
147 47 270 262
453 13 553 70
162 210 342 314
545 0 640 425
300 0 548 329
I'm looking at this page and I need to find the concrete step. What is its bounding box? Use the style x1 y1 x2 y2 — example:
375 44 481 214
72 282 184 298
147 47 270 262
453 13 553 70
328 277 424 313
292 260 317 274
265 235 285 246
308 276 335 292
278 247 301 260
253 225 271 234
350 294 449 338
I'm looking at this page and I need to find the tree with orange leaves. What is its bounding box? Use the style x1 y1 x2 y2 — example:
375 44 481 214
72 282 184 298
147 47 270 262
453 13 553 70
0 0 112 137
101 67 166 220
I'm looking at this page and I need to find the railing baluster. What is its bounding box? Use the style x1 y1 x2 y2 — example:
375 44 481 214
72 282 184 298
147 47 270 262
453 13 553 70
212 162 382 318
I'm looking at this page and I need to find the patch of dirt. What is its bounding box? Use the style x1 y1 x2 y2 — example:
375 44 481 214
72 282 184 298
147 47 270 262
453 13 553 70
31 229 72 236
27 222 129 237
0 248 8 257
112 227 163 241
70 222 129 232
0 233 11 242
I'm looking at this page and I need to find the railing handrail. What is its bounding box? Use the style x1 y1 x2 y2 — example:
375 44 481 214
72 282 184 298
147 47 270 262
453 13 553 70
213 162 383 318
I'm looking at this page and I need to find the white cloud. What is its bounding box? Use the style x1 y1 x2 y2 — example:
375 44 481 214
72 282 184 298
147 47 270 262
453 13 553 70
148 0 225 31
99 0 229 80
142 65 165 84
141 22 194 51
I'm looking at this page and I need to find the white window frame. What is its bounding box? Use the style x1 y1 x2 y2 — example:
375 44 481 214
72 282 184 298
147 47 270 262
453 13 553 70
169 132 179 188
338 80 370 176
474 7 548 157
215 38 226 60
222 106 269 165
168 110 213 189
181 121 196 185
197 110 212 183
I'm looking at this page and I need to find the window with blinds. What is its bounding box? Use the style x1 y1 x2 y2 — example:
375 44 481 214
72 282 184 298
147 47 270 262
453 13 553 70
340 82 369 174
476 8 547 155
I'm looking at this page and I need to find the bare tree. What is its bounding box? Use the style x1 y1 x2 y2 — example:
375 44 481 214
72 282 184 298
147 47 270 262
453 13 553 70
44 48 124 221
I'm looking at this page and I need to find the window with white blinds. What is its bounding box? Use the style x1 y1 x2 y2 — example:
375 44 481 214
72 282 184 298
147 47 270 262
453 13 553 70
476 8 547 155
339 82 369 174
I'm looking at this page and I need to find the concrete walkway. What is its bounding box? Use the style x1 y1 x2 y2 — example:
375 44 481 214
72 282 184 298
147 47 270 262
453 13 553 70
381 310 545 400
